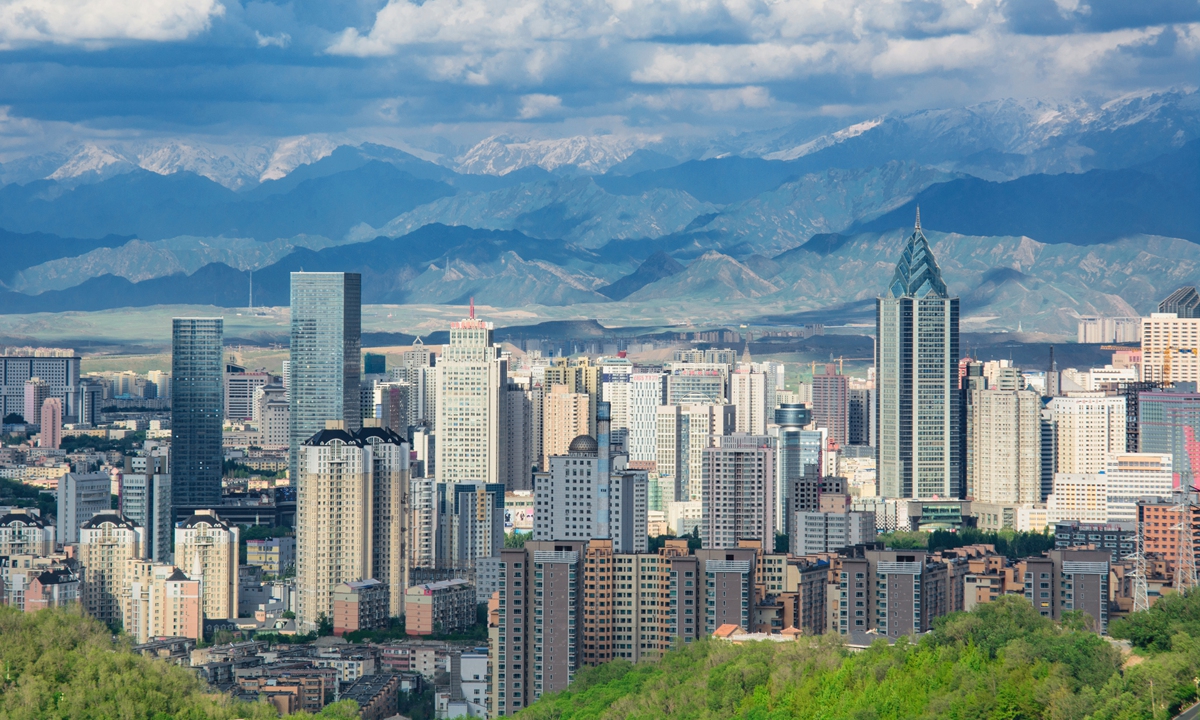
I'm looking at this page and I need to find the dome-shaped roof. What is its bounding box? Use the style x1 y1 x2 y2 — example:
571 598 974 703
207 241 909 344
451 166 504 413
568 434 598 454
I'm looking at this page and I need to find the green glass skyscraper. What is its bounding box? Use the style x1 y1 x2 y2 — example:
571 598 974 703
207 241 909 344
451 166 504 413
876 210 962 500
172 317 224 515
289 272 362 481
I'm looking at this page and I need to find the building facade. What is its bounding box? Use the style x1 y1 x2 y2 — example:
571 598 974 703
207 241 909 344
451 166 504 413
876 213 962 500
174 509 239 620
171 317 224 513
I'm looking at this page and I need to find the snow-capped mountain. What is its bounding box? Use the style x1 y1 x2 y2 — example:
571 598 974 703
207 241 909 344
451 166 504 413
452 134 663 175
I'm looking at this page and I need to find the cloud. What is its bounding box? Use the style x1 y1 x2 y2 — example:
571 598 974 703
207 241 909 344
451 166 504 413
518 94 563 118
0 0 224 48
255 31 291 49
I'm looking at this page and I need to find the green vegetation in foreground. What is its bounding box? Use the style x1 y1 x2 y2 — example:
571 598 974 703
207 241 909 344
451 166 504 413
0 604 357 719
517 594 1200 720
876 527 1057 559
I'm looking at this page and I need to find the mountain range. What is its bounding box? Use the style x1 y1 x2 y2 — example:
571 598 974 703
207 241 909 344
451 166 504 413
0 90 1198 335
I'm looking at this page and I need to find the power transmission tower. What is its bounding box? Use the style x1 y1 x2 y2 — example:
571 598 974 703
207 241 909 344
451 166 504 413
1130 519 1150 613
1175 494 1198 593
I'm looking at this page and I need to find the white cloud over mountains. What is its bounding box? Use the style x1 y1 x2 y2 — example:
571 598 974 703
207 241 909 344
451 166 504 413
0 0 224 48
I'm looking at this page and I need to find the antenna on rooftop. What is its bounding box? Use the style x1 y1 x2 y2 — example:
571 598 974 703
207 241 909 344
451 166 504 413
470 297 475 320
914 205 921 231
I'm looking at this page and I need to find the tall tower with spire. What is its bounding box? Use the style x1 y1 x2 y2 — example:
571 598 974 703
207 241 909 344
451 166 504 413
876 209 963 500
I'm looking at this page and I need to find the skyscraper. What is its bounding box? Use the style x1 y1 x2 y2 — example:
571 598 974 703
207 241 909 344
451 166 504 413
172 317 224 513
812 364 849 447
966 376 1042 505
876 211 962 500
289 272 362 482
435 309 505 484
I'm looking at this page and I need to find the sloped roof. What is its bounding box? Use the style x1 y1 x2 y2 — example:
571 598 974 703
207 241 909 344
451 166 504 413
885 210 949 300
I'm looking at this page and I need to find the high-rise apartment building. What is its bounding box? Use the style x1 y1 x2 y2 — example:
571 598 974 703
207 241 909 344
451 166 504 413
832 547 950 639
966 381 1041 504
502 381 535 489
120 453 172 563
1141 312 1200 384
57 472 111 545
1139 390 1200 488
253 383 290 448
79 512 146 627
731 368 769 435
125 562 203 643
542 385 590 469
1023 548 1110 632
627 373 665 464
22 377 50 426
435 312 505 484
174 509 239 620
440 481 505 571
1047 474 1108 524
876 212 961 500
793 511 875 555
39 397 62 449
0 509 55 555
655 402 736 502
847 387 874 447
296 423 410 625
700 435 775 549
1044 394 1126 475
172 317 224 513
544 358 602 437
666 367 727 405
289 272 362 483
812 364 849 447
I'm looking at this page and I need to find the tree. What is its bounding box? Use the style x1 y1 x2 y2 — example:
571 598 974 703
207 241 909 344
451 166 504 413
505 532 529 548
3 413 24 424
317 613 333 636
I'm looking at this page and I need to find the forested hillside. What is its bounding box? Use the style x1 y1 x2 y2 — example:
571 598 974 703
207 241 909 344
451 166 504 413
0 605 357 720
518 595 1200 720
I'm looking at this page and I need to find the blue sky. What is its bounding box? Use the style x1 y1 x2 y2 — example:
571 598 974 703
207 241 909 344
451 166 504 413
0 0 1197 157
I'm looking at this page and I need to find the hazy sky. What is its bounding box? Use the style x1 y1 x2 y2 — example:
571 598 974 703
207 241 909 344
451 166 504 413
0 0 1197 153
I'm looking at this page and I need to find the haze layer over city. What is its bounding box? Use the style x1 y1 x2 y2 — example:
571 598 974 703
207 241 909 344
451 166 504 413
0 0 1198 718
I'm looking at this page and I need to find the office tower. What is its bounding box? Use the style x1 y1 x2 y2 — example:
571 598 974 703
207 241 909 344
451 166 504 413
770 404 813 535
253 383 290 448
172 317 224 513
1044 394 1126 475
832 548 950 638
700 435 775 549
731 368 768 435
0 509 55 555
793 510 875 555
22 377 50 425
1140 390 1200 487
1142 312 1200 383
57 472 111 545
361 424 411 616
877 211 961 500
812 364 849 446
1023 549 1110 631
363 353 386 375
225 368 272 421
120 454 172 563
609 469 650 553
542 385 590 468
174 510 239 620
656 403 736 502
1 354 81 422
847 388 873 446
966 381 1041 504
627 373 665 464
125 562 202 643
39 397 61 449
147 370 171 399
435 310 505 484
76 380 103 426
1160 286 1200 318
79 512 146 627
1104 453 1173 522
440 482 505 570
289 272 362 483
501 382 535 490
296 424 409 623
666 367 727 405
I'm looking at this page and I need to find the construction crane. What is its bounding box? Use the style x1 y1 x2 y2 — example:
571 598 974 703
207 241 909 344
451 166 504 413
810 357 874 375
1162 346 1198 385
